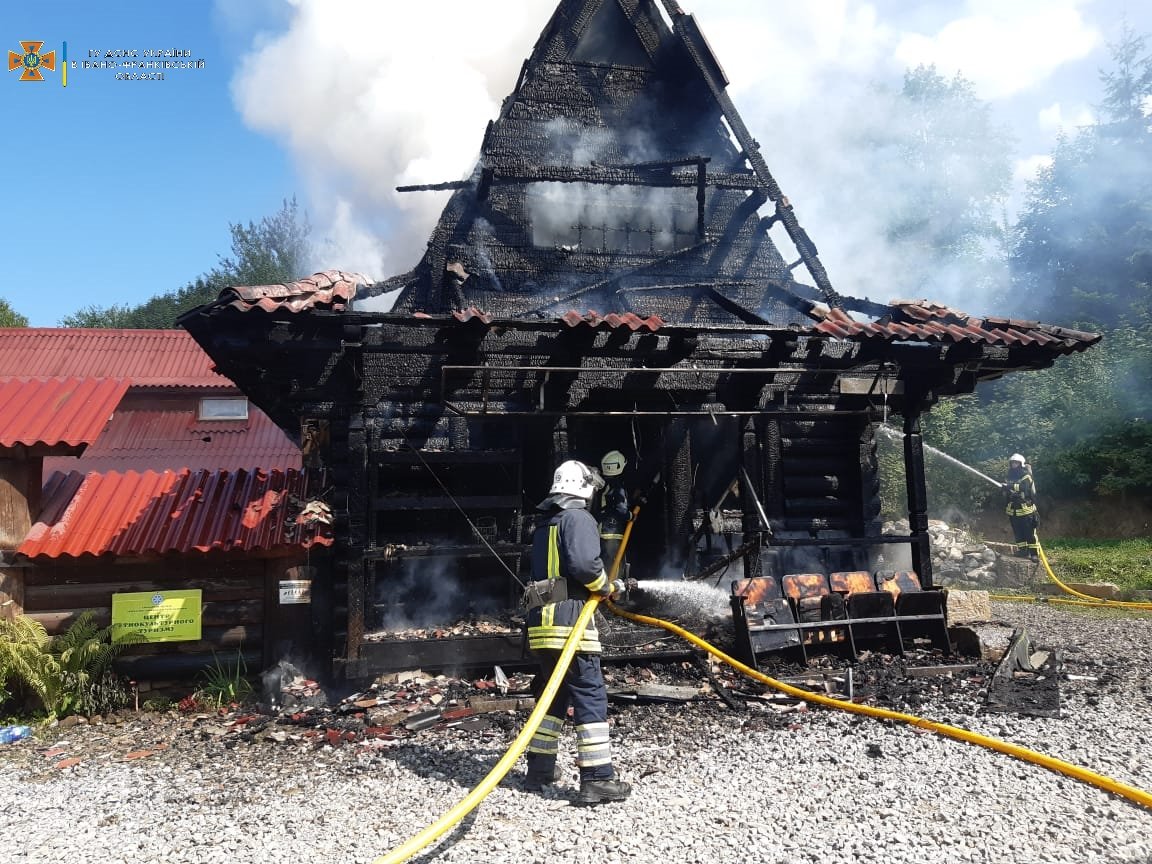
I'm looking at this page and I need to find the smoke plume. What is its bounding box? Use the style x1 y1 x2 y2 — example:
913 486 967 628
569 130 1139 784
225 0 1131 314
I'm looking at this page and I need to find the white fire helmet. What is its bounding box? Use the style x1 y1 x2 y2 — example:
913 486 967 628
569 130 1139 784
1009 453 1027 465
600 449 627 477
550 460 604 500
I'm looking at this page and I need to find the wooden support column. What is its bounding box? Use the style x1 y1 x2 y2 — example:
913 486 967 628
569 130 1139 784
740 417 764 579
0 456 41 550
902 411 935 588
344 415 368 662
663 419 693 572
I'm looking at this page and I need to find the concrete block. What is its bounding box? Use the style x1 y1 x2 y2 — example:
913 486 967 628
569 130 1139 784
945 589 992 625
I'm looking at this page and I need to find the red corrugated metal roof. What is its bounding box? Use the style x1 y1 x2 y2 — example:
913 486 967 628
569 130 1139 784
19 468 332 558
213 270 370 314
0 377 130 449
0 329 234 388
42 406 302 475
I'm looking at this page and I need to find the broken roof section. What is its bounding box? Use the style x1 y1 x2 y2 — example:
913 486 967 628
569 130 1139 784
187 0 1099 360
0 377 130 454
19 468 332 559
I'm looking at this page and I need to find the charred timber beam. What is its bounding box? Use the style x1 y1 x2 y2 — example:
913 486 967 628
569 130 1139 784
669 11 841 308
396 166 759 193
440 407 876 418
595 156 712 170
529 237 717 314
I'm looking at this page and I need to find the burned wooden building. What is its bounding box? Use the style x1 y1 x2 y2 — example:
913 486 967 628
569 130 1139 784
179 0 1099 679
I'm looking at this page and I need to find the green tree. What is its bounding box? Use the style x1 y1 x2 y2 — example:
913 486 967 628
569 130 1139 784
0 298 29 327
1011 28 1152 328
59 197 312 329
850 65 1014 302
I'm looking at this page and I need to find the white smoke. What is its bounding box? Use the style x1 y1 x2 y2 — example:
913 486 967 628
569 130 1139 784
224 0 1127 311
227 0 550 279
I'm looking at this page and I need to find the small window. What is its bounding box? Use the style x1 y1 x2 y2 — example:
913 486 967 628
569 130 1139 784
198 397 249 421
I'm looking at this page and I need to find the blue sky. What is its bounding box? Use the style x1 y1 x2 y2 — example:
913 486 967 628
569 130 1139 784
3 1 1151 326
2 2 293 326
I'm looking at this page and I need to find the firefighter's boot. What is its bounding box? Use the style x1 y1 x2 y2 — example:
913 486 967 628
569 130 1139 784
575 777 632 805
523 763 563 792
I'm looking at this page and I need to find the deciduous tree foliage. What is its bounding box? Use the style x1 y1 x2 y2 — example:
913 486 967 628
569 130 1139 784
0 299 28 327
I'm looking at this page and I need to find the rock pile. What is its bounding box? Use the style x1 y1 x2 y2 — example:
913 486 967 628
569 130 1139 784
883 519 1037 590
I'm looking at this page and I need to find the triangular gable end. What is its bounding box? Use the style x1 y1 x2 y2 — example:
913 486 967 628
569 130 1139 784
392 0 835 326
567 0 660 68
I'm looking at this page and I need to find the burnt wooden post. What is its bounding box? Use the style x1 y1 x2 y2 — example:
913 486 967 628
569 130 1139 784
663 418 693 572
901 410 935 588
740 417 764 579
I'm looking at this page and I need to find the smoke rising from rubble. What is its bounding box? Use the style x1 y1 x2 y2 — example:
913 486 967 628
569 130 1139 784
226 0 1135 314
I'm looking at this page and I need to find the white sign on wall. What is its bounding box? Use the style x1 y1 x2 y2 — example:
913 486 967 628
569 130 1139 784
279 580 312 605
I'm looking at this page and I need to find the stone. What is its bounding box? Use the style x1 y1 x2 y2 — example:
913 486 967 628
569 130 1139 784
946 590 992 625
1063 582 1121 600
948 622 1015 662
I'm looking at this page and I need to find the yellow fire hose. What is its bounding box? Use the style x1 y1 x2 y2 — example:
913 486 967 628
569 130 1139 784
605 602 1152 813
376 519 1152 863
989 537 1152 611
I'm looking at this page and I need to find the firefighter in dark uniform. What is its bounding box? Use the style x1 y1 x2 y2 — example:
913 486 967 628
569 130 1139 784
596 449 631 576
523 459 632 805
1004 453 1039 559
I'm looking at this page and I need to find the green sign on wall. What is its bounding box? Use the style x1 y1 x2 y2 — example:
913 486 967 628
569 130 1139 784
111 589 202 644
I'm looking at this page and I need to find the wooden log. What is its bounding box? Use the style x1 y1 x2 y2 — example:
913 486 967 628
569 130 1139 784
27 600 262 634
24 578 264 610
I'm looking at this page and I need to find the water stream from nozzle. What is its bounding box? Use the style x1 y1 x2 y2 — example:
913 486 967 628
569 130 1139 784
625 579 733 631
877 424 1002 489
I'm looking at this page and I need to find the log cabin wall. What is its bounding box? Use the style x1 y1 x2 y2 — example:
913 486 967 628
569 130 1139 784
17 552 323 681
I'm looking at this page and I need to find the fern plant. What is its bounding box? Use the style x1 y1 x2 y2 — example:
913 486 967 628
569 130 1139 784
0 612 128 718
0 614 52 713
47 611 124 716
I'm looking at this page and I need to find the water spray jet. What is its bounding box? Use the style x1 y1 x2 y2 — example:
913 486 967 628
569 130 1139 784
878 424 1002 488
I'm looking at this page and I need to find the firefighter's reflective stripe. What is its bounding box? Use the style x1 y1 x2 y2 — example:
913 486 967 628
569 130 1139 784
1005 477 1036 516
1006 501 1037 516
527 600 602 653
527 714 564 757
528 623 602 652
546 525 561 581
545 521 607 595
576 721 612 768
599 531 624 540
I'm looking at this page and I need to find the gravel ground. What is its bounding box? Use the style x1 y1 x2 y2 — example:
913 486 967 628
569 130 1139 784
2 601 1151 864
